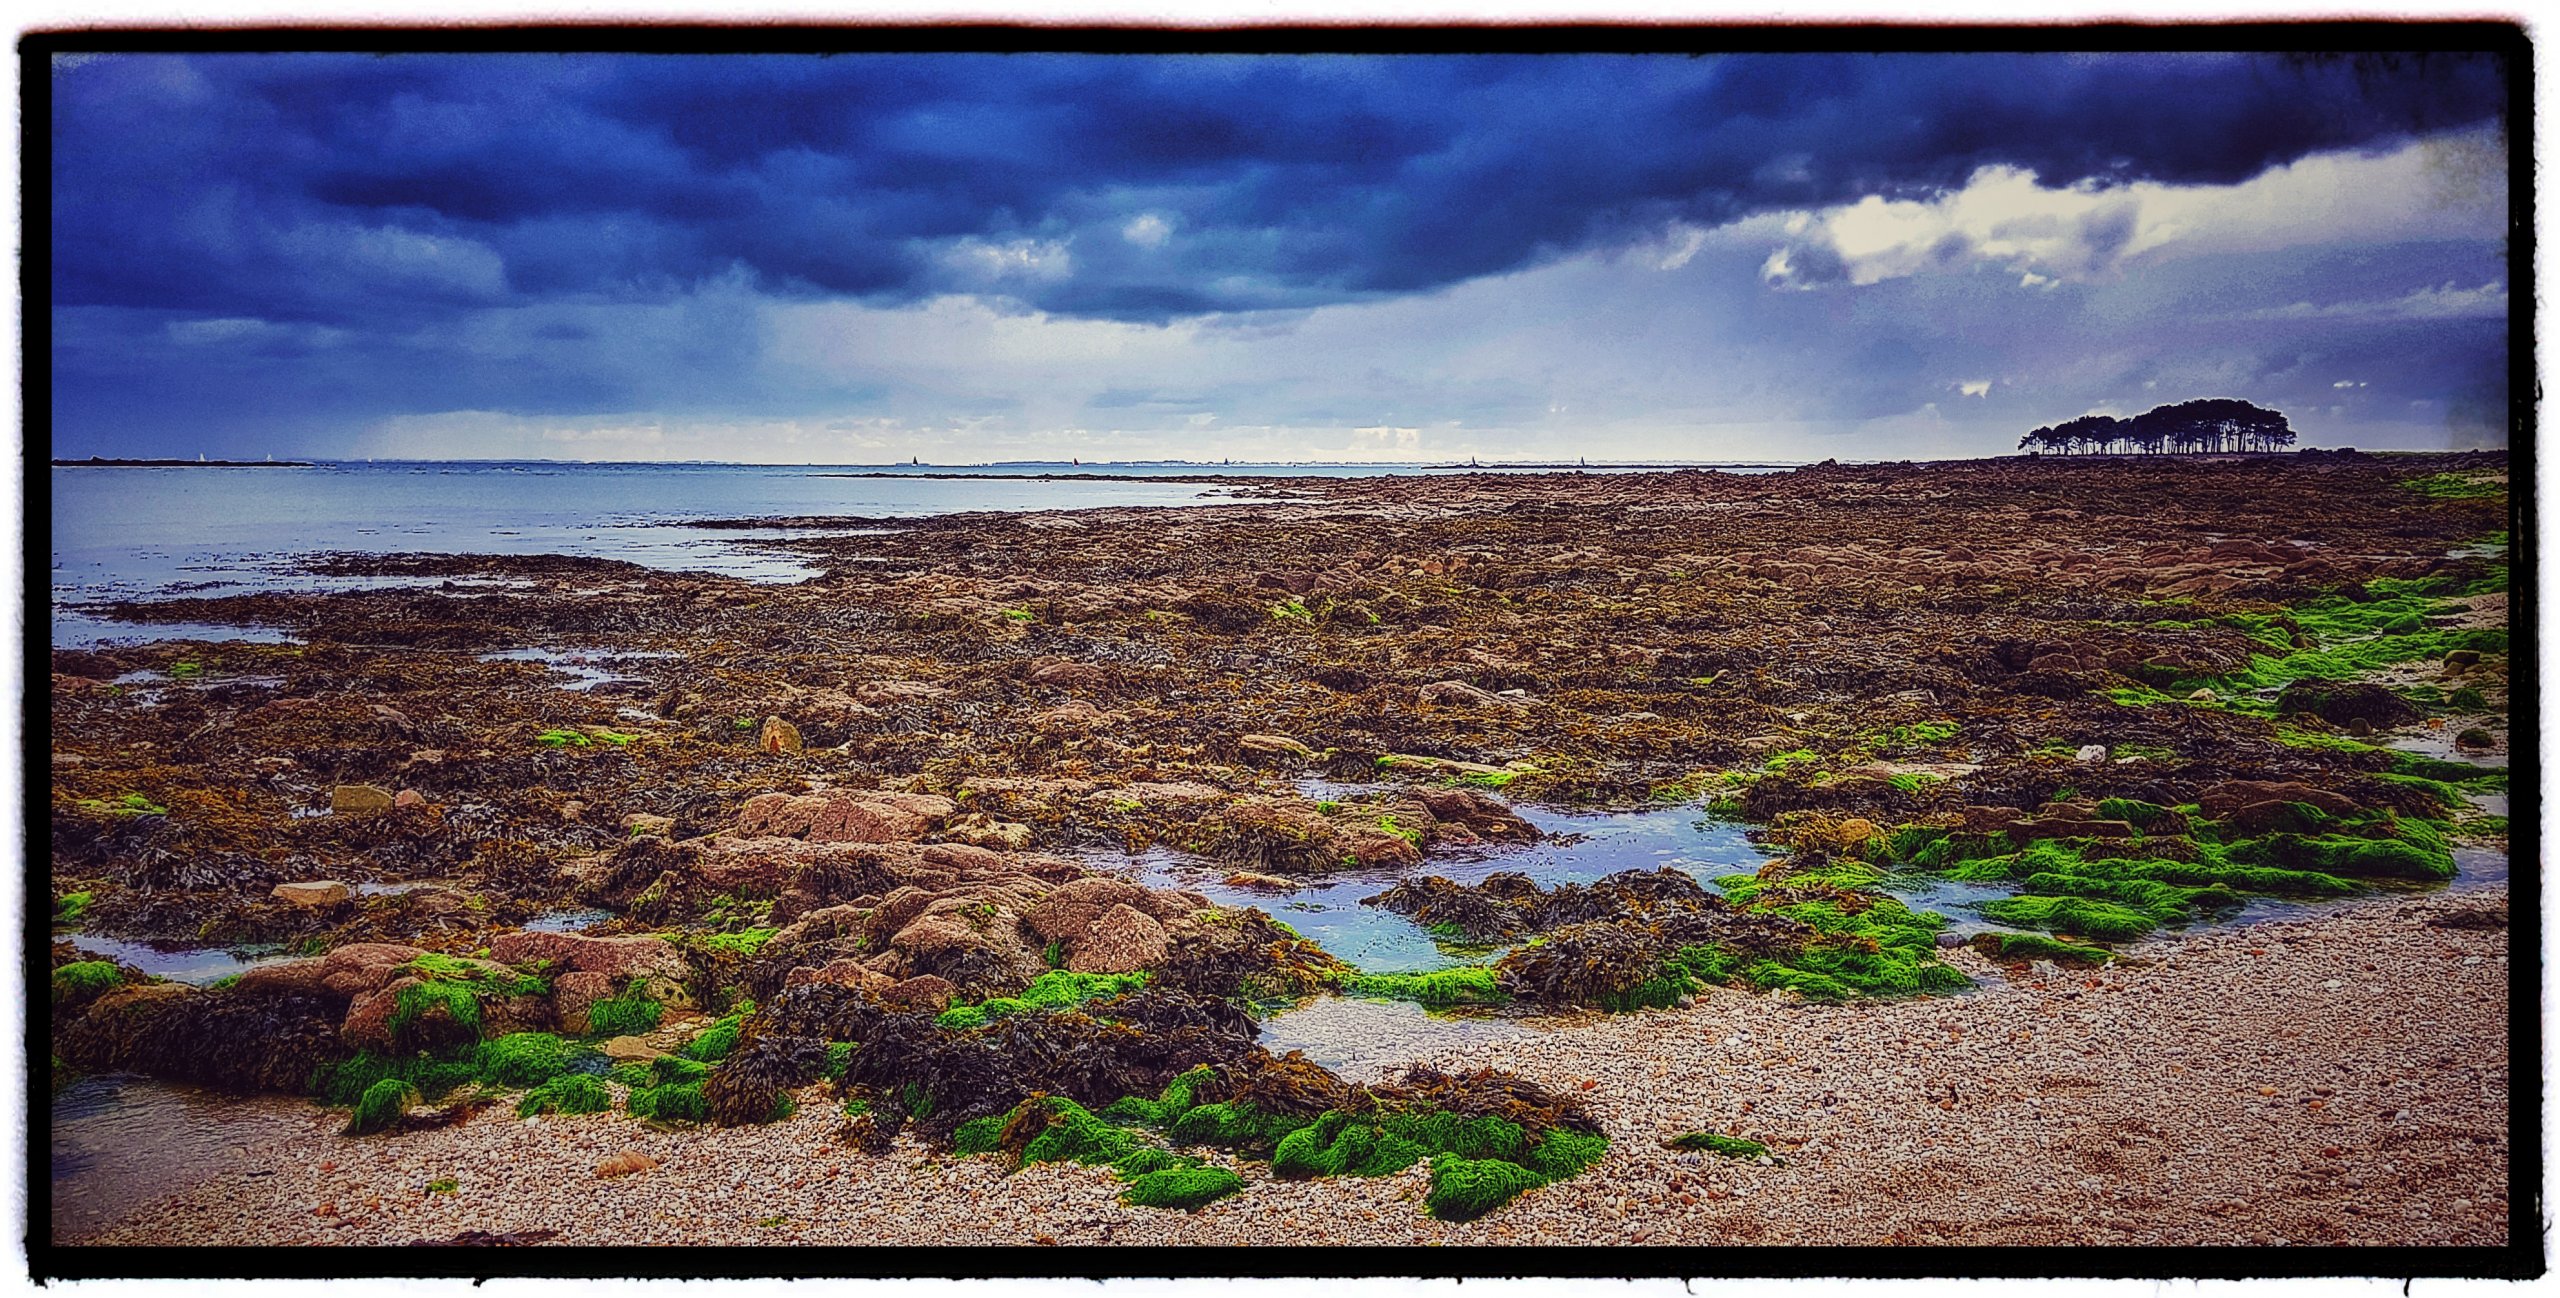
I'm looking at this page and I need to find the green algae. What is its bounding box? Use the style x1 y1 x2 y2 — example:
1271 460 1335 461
474 1033 570 1088
312 1050 478 1107
345 1079 420 1136
386 980 483 1043
584 985 664 1037
1120 1166 1245 1210
935 970 1150 1030
1344 966 1507 1006
626 1080 708 1123
1666 1131 1768 1158
1424 1154 1546 1221
1968 932 2115 964
50 961 124 1005
1977 895 2160 942
515 1073 611 1118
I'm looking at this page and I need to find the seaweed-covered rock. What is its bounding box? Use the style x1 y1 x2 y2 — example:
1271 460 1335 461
55 986 350 1095
2274 681 2423 729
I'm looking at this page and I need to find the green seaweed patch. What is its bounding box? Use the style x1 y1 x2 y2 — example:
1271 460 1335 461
50 960 125 1005
73 793 169 818
1121 1166 1245 1210
386 980 484 1042
312 1049 479 1107
2403 472 2504 500
935 970 1151 1030
682 1002 757 1063
626 1080 708 1123
516 1073 611 1117
345 1079 421 1136
1424 1154 1547 1221
1666 1131 1768 1159
584 985 665 1038
474 1032 571 1088
1978 895 2160 942
54 891 94 925
1343 966 1508 1007
403 952 550 999
1968 932 2116 965
535 729 593 748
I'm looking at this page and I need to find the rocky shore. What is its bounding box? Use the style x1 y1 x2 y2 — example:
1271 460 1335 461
48 452 2515 1247
69 883 2510 1247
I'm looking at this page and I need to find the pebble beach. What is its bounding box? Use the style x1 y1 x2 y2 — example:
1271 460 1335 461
71 883 2511 1249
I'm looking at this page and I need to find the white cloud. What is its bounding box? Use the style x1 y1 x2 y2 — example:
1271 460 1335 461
940 237 1073 283
1121 213 1172 248
2333 380 2367 389
1737 126 2506 292
1957 380 1992 398
2250 281 2507 322
280 222 508 298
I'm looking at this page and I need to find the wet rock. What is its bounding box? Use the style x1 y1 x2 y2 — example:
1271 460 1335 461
2274 681 2423 729
938 812 1034 851
621 812 675 838
2444 649 2483 669
271 881 351 908
594 1151 656 1178
600 1035 667 1062
489 931 689 982
1419 680 1523 710
1030 700 1113 731
2196 781 2361 821
1222 871 1300 891
1239 734 1320 762
736 790 952 844
759 716 804 756
340 976 425 1050
331 785 395 816
1067 904 1171 975
234 958 332 998
783 957 896 994
552 970 615 1034
881 974 957 1013
1411 787 1539 843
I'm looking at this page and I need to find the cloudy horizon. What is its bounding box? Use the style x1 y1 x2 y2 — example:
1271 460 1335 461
47 50 2514 464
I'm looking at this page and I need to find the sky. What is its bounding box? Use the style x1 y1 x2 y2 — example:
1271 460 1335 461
46 49 2515 464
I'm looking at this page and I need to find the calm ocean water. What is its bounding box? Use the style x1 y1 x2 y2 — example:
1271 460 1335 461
51 460 1785 647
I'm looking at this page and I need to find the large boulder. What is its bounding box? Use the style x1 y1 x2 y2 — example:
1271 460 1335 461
735 790 955 844
489 931 689 982
1066 904 1170 974
552 970 616 1035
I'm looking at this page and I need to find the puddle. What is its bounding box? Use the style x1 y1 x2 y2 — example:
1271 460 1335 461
52 611 300 650
1101 788 2512 972
1254 996 1541 1082
525 907 613 933
479 646 682 692
61 937 297 984
51 1074 322 1242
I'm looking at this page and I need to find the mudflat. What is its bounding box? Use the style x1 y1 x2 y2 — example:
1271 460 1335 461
48 452 2515 1247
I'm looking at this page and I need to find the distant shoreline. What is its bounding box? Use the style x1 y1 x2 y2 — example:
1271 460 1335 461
52 458 313 468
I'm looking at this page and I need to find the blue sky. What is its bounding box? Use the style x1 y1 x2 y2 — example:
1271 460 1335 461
48 51 2511 462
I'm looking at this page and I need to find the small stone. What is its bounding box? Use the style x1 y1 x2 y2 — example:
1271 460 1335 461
392 789 427 809
331 784 395 816
601 1035 668 1062
2074 745 2108 763
759 715 805 755
271 881 351 908
621 812 676 838
596 1151 658 1179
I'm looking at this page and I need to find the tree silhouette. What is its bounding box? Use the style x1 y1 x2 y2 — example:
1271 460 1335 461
2022 399 2293 455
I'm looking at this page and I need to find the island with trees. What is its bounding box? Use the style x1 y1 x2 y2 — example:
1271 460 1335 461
2018 398 2297 456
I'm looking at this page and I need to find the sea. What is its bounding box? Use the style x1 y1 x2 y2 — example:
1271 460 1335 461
49 459 1791 648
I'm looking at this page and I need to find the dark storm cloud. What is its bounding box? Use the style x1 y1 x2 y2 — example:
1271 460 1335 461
51 51 2507 326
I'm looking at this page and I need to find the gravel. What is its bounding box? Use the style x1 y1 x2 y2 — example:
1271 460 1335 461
67 885 2511 1248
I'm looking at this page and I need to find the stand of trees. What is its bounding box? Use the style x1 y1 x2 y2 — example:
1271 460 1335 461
2018 399 2296 455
